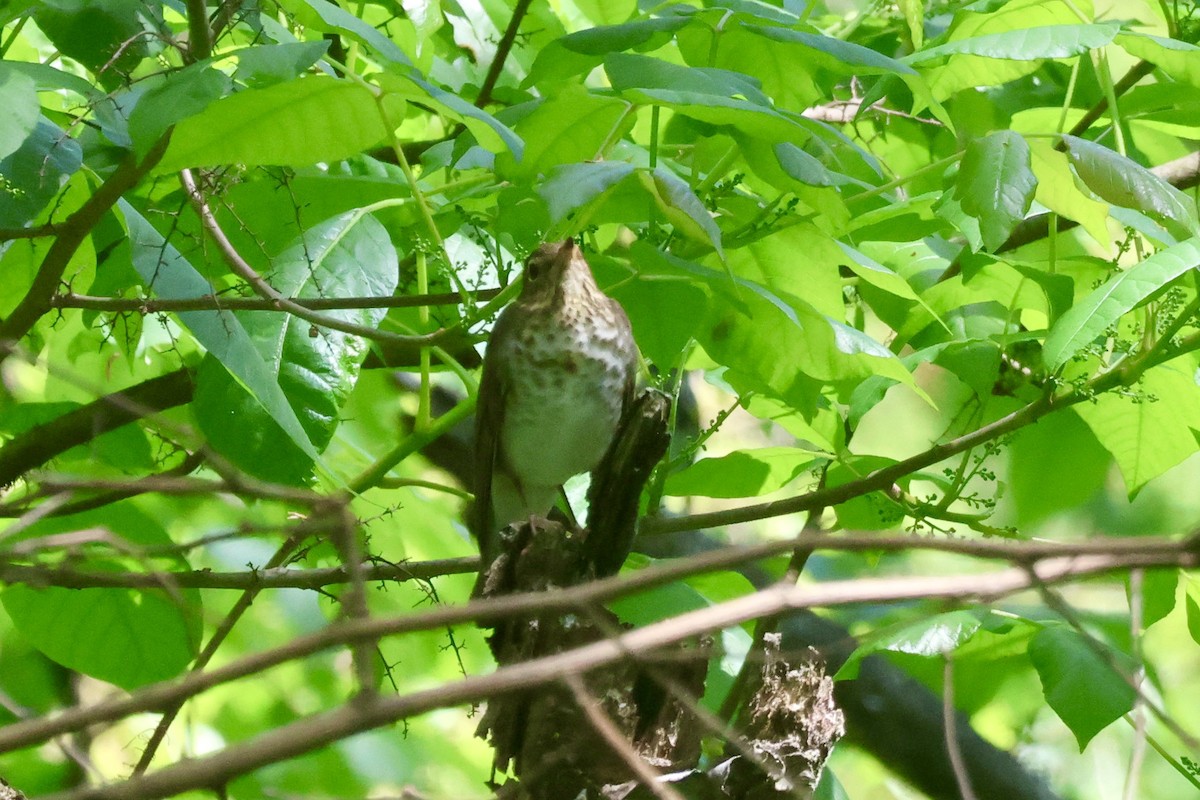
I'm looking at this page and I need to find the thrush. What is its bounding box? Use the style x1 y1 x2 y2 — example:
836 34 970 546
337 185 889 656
472 239 637 567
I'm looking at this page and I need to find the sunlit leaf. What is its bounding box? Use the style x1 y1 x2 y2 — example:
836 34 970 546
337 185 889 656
1044 238 1200 369
955 130 1036 251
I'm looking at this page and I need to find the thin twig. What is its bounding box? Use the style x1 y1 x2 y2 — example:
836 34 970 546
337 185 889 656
49 289 495 313
475 0 534 108
563 672 686 800
5 543 1196 760
178 169 447 347
131 535 306 774
943 655 979 800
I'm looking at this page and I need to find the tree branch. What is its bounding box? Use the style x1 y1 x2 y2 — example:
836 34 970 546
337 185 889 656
0 134 171 352
475 0 534 108
178 169 450 347
4 533 1195 759
48 289 497 313
35 547 1199 800
0 369 194 488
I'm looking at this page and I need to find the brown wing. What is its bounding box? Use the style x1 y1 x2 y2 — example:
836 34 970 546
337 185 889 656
470 307 515 565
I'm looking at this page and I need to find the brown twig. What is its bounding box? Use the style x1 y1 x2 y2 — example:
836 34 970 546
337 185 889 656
183 0 212 62
563 673 686 800
0 557 478 590
32 548 1199 800
49 290 495 313
644 325 1200 537
943 655 979 800
0 369 194 488
178 169 448 347
0 134 171 351
131 535 306 775
474 0 534 108
5 537 1197 759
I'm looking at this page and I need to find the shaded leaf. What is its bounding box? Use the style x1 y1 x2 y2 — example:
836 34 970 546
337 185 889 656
120 200 321 461
1029 625 1135 750
0 64 38 161
128 62 230 157
1074 359 1200 495
665 447 824 498
277 0 409 64
906 22 1119 64
1062 135 1200 238
0 117 82 228
837 611 986 680
537 161 636 223
232 41 331 88
192 211 399 483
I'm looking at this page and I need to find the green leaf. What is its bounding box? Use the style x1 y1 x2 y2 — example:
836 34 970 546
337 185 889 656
537 161 636 223
606 244 711 367
955 130 1036 251
727 224 845 319
1028 138 1110 246
692 22 922 114
497 86 631 180
192 211 398 483
527 14 691 85
638 167 723 255
232 41 331 89
120 200 321 462
158 76 388 171
1074 359 1200 496
899 0 924 49
276 0 409 64
1029 625 1135 750
700 275 915 401
1009 410 1110 525
381 72 523 157
742 24 919 77
665 447 823 498
573 0 635 26
775 142 864 188
34 0 153 87
836 242 919 300
827 455 907 530
1186 582 1200 645
0 117 82 228
1131 569 1177 630
837 610 986 680
128 62 231 157
1117 32 1200 90
1043 238 1200 369
906 22 1119 64
1061 135 1200 238
604 52 805 140
0 64 39 161
0 504 201 690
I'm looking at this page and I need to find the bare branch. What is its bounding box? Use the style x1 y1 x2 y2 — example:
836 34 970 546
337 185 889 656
6 540 1196 760
49 289 496 313
0 557 477 590
0 135 171 352
178 169 451 347
475 0 534 108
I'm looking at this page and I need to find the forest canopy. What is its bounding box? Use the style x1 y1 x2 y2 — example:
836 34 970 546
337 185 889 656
1 0 1199 799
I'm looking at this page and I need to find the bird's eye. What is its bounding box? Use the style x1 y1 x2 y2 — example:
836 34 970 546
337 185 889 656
525 259 543 282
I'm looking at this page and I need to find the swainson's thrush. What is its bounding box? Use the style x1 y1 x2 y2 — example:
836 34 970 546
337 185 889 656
472 239 637 565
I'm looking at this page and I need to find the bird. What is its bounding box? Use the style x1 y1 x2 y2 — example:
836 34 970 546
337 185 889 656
471 239 637 569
